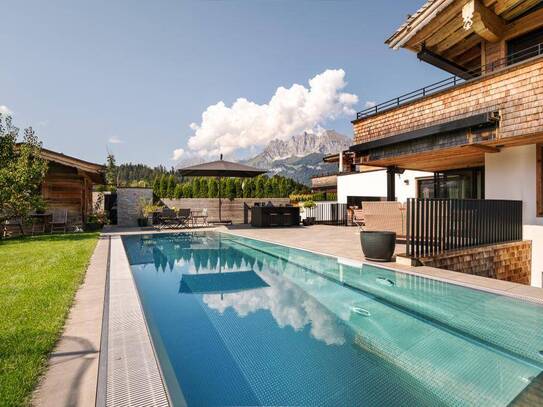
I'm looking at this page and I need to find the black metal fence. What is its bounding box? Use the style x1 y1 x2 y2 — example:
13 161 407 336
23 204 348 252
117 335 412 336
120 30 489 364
406 199 523 258
305 203 348 226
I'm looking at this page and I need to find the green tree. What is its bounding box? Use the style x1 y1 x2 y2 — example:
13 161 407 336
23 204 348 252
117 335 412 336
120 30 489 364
166 175 176 198
255 176 265 198
173 184 183 198
234 178 243 198
0 116 48 222
208 178 218 198
278 177 288 197
192 178 201 198
242 178 253 198
159 174 168 198
105 153 117 187
182 183 192 198
264 177 273 197
225 178 236 200
152 176 160 196
200 177 208 198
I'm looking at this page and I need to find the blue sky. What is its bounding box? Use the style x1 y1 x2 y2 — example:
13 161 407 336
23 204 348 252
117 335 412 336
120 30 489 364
2 0 446 167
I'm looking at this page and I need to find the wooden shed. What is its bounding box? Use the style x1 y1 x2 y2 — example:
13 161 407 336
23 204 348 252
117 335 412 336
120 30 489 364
40 148 106 225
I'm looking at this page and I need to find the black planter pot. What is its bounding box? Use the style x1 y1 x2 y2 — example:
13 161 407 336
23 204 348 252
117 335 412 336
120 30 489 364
137 218 148 227
360 231 396 262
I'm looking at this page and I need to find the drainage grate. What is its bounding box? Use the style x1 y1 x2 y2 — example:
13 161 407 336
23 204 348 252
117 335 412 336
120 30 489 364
106 236 170 407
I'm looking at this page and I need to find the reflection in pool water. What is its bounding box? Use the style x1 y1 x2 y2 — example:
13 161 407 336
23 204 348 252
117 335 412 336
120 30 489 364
123 232 543 407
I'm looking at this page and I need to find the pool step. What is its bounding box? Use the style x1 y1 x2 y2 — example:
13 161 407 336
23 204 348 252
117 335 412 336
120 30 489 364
509 371 543 406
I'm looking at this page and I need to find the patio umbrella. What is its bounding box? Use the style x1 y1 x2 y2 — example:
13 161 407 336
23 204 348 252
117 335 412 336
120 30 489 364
178 155 267 223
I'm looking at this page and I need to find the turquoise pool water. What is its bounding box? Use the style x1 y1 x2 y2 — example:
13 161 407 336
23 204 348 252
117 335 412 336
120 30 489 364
123 232 543 406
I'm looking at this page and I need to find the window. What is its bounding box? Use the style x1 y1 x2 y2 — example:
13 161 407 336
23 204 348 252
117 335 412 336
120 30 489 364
417 168 484 199
507 27 543 66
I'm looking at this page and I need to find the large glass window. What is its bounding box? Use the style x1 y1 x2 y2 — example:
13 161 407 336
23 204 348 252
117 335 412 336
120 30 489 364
417 167 484 199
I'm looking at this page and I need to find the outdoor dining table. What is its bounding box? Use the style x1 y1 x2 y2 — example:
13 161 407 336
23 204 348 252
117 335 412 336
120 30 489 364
29 213 53 235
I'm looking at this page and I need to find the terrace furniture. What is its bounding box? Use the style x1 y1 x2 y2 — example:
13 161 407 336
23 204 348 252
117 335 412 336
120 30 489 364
2 217 24 237
191 208 209 227
157 208 179 229
358 202 406 239
50 208 68 234
176 208 192 228
353 209 365 230
251 206 300 227
30 212 53 235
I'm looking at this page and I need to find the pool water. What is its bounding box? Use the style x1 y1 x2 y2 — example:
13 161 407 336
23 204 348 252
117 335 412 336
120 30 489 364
123 232 543 406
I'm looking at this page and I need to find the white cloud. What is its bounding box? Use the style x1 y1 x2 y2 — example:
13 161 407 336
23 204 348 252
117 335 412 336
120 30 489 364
0 105 13 116
172 148 185 161
364 100 376 108
108 136 123 144
185 69 358 158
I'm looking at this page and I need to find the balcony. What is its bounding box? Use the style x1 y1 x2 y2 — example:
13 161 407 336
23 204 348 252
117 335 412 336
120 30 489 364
355 42 543 121
351 45 543 171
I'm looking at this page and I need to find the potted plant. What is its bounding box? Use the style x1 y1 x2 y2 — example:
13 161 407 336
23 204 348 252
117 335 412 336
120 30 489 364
301 200 316 226
34 200 47 215
137 197 152 227
360 230 396 262
143 203 161 226
85 212 107 231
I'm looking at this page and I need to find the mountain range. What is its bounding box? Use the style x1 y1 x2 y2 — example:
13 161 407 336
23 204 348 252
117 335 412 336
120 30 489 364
176 130 351 185
241 130 350 185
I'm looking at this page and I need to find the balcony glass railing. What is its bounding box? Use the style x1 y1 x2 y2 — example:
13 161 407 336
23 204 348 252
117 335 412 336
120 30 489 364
356 42 543 120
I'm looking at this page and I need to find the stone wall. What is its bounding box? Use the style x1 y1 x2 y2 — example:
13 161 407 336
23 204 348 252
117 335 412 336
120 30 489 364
161 198 291 224
117 188 153 226
353 58 543 144
419 241 532 285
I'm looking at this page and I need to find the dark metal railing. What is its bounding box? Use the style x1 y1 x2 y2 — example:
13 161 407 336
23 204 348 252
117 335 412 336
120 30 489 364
356 42 543 120
305 203 348 226
406 198 523 258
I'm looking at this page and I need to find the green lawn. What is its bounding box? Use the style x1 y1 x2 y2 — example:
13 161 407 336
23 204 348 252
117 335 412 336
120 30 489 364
0 232 99 406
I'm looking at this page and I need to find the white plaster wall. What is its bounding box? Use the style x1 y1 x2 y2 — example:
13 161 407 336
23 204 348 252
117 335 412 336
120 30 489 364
485 144 543 287
336 170 432 204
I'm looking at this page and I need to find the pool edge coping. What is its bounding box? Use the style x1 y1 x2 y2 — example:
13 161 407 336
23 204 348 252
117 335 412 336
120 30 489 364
105 235 173 407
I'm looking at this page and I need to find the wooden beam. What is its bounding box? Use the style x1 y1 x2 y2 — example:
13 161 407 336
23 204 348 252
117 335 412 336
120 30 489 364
503 6 543 40
461 143 501 153
494 0 525 16
406 1 466 49
435 25 476 53
444 34 482 59
463 0 506 42
503 0 542 20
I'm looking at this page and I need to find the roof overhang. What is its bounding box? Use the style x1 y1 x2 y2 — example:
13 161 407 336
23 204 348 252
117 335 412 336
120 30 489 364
386 0 454 50
349 112 499 153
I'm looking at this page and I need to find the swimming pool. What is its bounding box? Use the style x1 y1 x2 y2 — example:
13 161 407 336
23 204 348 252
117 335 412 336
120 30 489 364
122 232 543 406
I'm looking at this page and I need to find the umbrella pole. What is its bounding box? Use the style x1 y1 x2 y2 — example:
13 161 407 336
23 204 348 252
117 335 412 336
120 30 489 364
218 176 222 223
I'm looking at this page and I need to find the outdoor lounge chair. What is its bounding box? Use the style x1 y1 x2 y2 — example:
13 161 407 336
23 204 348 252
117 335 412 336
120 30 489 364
157 208 179 229
50 208 68 234
176 208 192 228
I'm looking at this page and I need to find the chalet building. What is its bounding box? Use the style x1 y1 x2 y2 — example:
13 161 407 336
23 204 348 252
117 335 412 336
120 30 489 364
348 0 543 287
40 148 105 225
